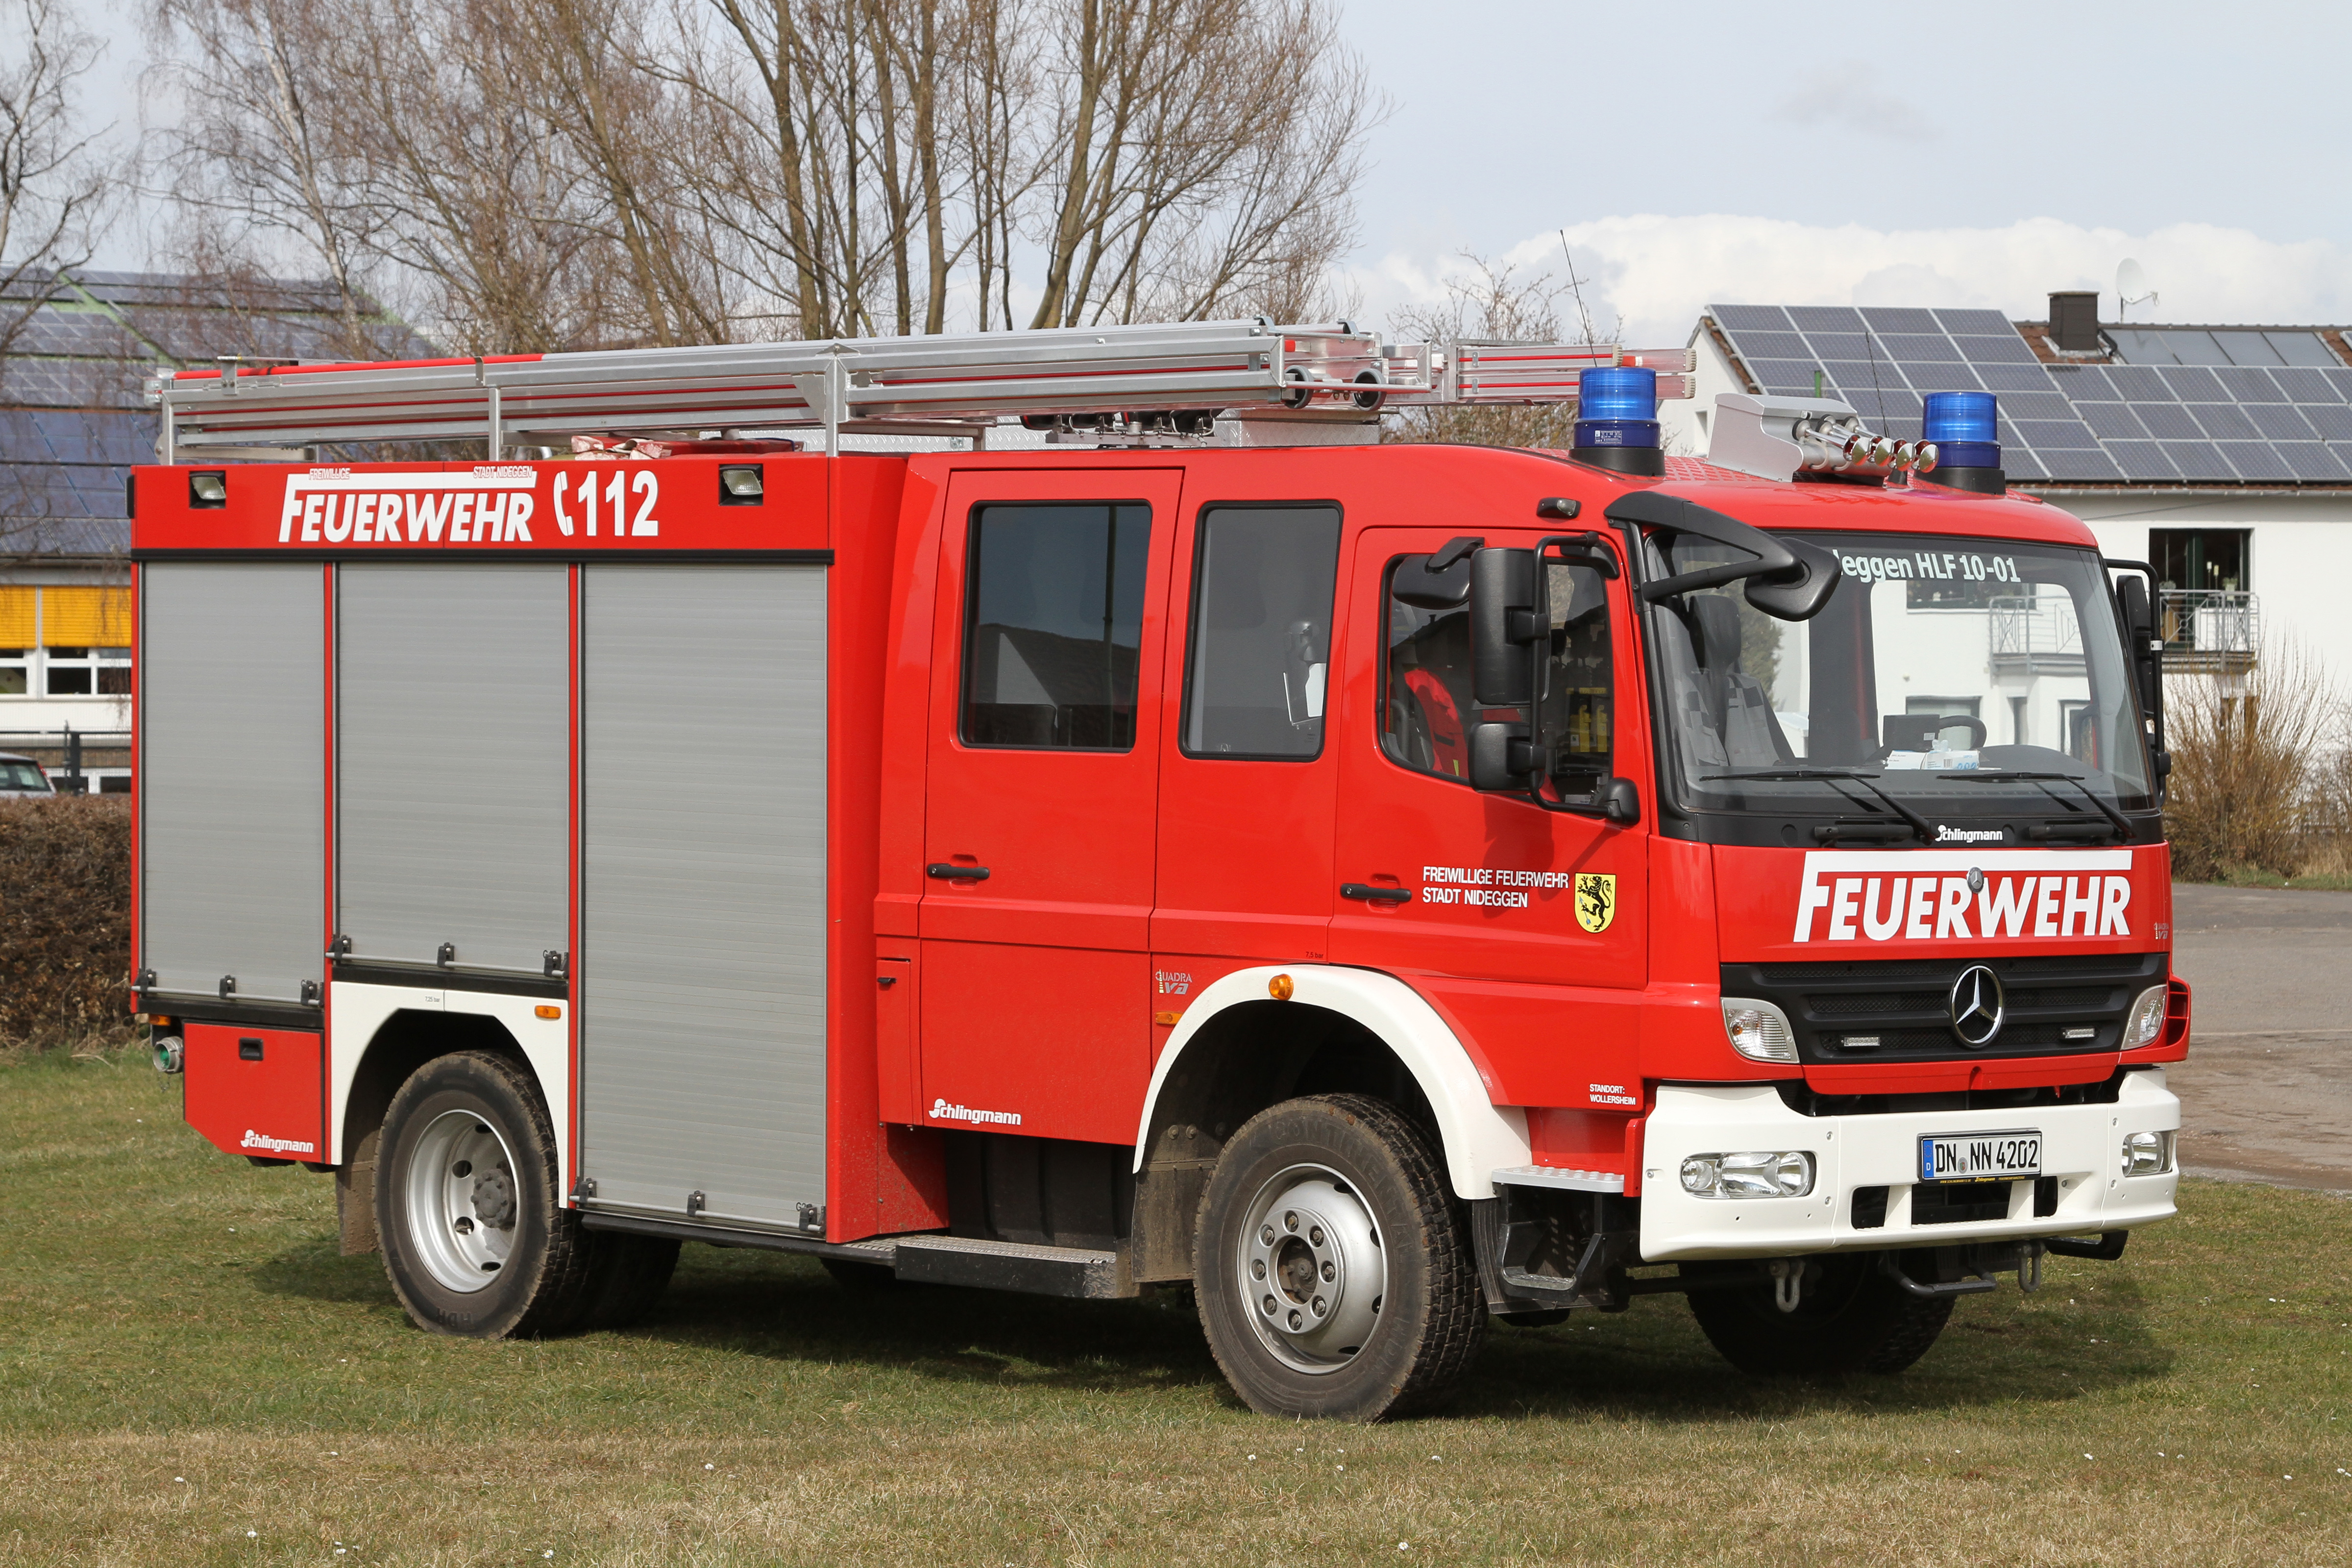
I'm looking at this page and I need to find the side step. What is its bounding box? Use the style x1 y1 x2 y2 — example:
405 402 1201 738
889 1235 1131 1299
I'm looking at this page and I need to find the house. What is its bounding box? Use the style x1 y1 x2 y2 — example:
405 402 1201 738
0 269 429 792
1676 293 2352 694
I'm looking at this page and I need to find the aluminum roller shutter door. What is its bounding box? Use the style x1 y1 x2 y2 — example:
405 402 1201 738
580 564 828 1227
336 564 569 974
141 564 325 1004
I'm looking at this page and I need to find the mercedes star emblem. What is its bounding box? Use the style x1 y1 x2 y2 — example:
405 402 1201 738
1949 964 2006 1047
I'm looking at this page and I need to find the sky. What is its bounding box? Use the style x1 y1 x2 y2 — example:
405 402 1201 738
65 0 2352 349
1330 0 2352 346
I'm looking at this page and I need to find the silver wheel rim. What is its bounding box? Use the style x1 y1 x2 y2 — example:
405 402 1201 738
1235 1162 1384 1374
404 1108 522 1294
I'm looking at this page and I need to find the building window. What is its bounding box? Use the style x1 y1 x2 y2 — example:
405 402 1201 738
2150 528 2250 593
0 585 132 699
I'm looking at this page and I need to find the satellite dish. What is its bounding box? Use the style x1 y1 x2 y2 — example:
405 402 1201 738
2117 258 2158 320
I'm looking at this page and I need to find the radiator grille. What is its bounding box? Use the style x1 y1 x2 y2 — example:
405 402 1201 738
1724 951 2168 1066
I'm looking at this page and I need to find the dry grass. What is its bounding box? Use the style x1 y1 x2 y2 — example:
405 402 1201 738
5 1048 2351 1566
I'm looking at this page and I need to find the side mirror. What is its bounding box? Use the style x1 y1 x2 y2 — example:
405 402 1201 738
2115 574 2155 643
1601 776 1641 825
1469 721 1536 791
1470 547 1542 706
1742 537 1843 621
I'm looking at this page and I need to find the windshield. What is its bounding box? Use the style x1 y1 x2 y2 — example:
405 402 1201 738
1650 530 2155 819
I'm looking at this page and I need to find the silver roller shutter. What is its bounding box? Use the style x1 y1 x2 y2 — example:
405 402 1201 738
579 564 828 1228
336 564 570 975
141 563 326 1005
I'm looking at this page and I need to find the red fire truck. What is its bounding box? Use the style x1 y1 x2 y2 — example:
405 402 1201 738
133 321 2187 1420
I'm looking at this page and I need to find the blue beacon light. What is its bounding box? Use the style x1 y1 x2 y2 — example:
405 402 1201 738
1573 366 1664 476
1921 391 2004 493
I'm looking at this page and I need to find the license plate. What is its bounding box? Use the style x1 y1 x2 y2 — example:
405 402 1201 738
1918 1130 2042 1182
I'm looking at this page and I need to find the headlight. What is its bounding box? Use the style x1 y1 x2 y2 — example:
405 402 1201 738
2123 984 2168 1049
2121 1130 2173 1176
1680 1150 1815 1199
1721 997 1797 1063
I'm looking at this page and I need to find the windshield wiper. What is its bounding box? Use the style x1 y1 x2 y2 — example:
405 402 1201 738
1960 771 2131 840
1704 766 1935 842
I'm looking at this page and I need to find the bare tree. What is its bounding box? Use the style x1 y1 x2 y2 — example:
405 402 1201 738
1386 255 1591 449
0 0 113 336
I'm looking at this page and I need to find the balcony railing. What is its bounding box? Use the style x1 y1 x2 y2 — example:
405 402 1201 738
1988 593 2084 676
2159 589 2259 674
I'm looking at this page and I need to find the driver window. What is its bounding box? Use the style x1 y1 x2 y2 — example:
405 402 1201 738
1180 504 1342 759
1381 553 1617 791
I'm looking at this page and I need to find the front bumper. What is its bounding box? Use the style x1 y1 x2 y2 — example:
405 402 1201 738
1637 1068 2180 1262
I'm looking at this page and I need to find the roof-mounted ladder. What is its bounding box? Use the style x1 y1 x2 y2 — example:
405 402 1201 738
146 318 1695 460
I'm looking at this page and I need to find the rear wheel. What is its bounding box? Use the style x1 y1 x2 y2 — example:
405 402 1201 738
374 1051 593 1338
1194 1094 1484 1421
1684 1253 1954 1377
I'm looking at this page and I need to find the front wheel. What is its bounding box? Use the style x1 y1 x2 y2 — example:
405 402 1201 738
1194 1094 1484 1421
1684 1253 1954 1377
374 1051 594 1338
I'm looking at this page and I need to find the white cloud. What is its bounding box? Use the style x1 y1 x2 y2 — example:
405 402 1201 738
1770 66 1937 144
1340 215 2352 350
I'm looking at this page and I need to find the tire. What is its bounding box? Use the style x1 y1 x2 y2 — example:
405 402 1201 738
374 1051 594 1339
1684 1252 1955 1377
1194 1094 1485 1421
571 1232 681 1331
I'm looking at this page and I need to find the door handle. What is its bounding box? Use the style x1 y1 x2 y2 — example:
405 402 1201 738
927 863 991 881
1341 883 1413 905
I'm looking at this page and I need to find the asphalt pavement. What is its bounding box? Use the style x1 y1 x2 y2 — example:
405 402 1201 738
2167 882 2352 1191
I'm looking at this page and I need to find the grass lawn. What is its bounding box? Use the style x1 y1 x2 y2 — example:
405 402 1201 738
4 1046 2350 1566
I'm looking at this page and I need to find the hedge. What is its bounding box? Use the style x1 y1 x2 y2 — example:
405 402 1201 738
0 796 132 1046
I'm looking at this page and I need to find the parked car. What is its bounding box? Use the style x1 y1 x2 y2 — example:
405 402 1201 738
0 752 55 795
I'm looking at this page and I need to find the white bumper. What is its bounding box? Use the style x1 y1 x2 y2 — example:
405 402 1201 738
1635 1068 2180 1262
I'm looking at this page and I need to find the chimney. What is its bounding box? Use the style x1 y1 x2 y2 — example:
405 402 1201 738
2048 290 2102 353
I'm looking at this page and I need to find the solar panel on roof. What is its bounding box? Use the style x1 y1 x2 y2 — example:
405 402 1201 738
2213 332 2289 368
1836 389 1922 426
1728 331 1811 361
2264 331 2342 368
2105 366 2173 400
2161 441 2234 479
2037 447 2123 481
2246 405 2316 441
2002 449 2049 480
1860 308 1941 335
2268 367 2336 402
1803 331 1878 360
1903 368 1984 394
1746 359 1825 391
1935 309 2015 335
1787 306 1865 333
2275 443 2351 480
1999 392 2078 421
2046 366 2113 397
2189 404 2260 441
2078 404 2148 440
2217 441 2294 480
1950 333 2039 365
2103 441 2179 480
2131 403 2203 440
2298 404 2352 441
2212 366 2286 402
1974 363 2061 394
2161 366 2228 400
1712 304 1794 332
2014 419 2102 449
1881 334 1959 361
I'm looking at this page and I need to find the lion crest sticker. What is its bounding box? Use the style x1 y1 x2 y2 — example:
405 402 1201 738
1574 873 1617 934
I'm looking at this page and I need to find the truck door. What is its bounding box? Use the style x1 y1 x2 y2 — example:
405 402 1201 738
1329 527 1649 994
918 467 1181 1145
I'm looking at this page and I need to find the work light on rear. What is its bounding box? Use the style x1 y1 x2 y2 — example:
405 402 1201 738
1720 997 1797 1063
2124 984 2167 1049
1679 1150 1815 1199
188 470 227 507
719 464 764 504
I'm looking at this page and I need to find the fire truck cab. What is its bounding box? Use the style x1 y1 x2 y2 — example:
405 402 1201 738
134 324 2187 1420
